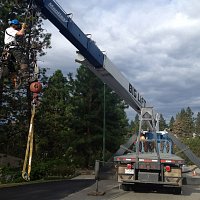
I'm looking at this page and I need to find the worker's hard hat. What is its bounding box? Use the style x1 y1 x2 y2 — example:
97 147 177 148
10 19 20 25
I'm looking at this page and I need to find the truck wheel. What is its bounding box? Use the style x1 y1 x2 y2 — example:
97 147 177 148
173 187 182 195
122 184 131 191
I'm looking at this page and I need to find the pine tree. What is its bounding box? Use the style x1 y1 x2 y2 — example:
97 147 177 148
173 109 186 137
35 70 75 159
131 114 139 133
195 112 200 136
173 107 194 137
159 114 167 130
185 107 194 136
169 116 175 130
71 65 128 167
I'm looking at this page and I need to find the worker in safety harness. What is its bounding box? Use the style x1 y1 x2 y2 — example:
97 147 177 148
3 19 29 83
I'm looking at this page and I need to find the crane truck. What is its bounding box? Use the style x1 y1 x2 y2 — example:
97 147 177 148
32 0 200 194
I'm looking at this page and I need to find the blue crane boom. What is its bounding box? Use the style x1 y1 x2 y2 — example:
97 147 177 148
34 0 146 113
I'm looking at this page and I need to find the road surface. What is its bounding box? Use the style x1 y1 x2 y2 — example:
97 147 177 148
66 181 200 200
0 177 200 200
0 179 95 200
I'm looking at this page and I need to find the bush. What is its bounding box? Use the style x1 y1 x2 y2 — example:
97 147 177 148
30 159 76 180
30 161 49 180
0 166 23 184
0 158 77 183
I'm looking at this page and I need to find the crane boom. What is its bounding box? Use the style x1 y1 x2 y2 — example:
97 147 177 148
34 0 146 113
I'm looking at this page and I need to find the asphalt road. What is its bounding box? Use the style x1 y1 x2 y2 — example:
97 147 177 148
1 178 200 200
0 179 95 200
65 179 200 200
106 185 200 200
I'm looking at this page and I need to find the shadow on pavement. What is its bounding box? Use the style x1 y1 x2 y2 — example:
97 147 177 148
0 179 95 200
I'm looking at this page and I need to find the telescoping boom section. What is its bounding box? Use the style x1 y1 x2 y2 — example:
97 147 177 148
34 0 146 113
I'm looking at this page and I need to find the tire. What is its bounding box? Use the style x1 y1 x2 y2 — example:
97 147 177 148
173 187 182 195
122 184 131 191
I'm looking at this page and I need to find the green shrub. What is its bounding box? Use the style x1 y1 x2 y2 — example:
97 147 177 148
30 159 76 180
0 166 23 184
30 161 49 180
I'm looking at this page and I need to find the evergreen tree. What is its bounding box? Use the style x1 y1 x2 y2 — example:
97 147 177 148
159 114 167 130
131 114 139 133
173 109 186 136
169 116 175 130
173 107 194 137
129 120 134 130
185 107 194 135
35 70 75 159
71 65 128 167
195 112 200 135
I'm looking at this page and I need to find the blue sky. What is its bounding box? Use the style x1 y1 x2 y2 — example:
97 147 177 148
41 0 200 122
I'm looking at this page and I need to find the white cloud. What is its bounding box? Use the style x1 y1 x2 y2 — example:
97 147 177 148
40 0 200 121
